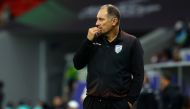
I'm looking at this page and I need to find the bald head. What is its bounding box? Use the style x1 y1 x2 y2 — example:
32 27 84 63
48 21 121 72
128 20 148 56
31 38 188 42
100 4 120 25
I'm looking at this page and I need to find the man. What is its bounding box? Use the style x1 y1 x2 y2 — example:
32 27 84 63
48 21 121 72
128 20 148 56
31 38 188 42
51 96 66 109
160 72 184 109
73 4 144 109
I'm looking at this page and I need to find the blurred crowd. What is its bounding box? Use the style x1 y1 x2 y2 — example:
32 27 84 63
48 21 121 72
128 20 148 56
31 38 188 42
135 72 188 109
4 96 79 109
150 20 190 63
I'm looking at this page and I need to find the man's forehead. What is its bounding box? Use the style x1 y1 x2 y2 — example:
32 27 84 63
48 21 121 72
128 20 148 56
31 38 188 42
97 8 108 17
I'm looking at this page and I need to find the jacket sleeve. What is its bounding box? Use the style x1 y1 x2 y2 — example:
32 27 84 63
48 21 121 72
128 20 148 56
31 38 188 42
73 38 94 70
128 38 144 104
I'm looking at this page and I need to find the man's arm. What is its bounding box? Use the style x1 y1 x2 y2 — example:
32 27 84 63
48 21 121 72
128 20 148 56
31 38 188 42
128 38 144 104
73 27 101 70
73 39 94 70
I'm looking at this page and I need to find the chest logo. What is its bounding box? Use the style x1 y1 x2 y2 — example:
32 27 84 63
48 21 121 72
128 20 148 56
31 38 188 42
115 45 122 54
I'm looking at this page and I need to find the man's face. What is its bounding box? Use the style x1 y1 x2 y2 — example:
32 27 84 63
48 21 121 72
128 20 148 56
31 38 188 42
96 8 114 35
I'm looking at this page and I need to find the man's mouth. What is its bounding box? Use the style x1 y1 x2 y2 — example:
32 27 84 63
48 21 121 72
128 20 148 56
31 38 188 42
98 28 102 31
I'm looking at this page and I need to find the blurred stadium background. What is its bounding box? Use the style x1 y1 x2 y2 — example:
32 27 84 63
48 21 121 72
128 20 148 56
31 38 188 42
0 0 190 109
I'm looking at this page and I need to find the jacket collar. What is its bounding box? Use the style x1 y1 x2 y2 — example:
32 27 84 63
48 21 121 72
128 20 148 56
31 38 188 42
103 28 122 45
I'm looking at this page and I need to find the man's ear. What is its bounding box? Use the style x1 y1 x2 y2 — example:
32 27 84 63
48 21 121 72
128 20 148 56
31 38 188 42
112 17 118 26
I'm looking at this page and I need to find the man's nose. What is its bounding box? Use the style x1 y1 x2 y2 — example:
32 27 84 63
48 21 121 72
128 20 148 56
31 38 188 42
96 21 100 27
